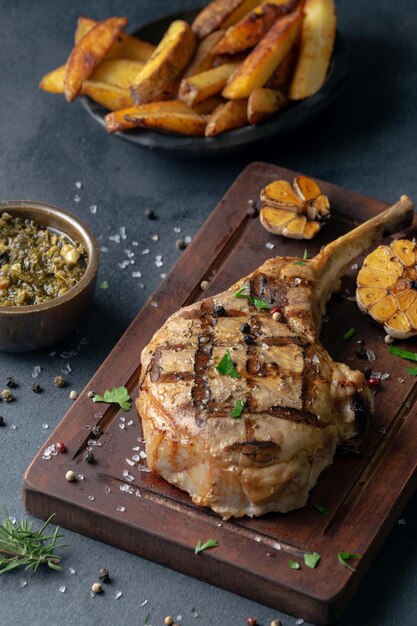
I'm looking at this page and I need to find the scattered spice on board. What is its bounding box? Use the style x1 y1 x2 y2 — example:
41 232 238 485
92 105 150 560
54 375 65 388
1 389 13 402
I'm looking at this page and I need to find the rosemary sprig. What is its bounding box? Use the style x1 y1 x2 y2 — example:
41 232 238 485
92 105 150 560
0 509 68 573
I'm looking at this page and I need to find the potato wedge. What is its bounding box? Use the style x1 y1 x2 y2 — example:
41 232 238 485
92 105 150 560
289 0 336 99
192 96 225 114
90 59 144 88
124 110 207 136
183 31 225 78
39 65 66 93
265 42 298 88
222 6 303 99
82 81 133 110
205 99 248 136
75 16 155 62
105 100 193 133
212 52 248 67
65 16 127 102
247 87 287 123
192 0 261 39
213 0 298 55
130 21 195 105
179 63 240 107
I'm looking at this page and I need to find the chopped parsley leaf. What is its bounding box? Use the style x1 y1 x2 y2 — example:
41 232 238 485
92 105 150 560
338 551 361 572
343 327 356 341
304 552 321 569
288 560 300 570
234 286 272 310
313 504 330 516
216 349 240 378
389 345 417 361
230 399 245 418
195 538 219 554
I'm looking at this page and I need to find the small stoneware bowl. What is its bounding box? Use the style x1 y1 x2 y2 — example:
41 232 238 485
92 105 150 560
0 200 99 352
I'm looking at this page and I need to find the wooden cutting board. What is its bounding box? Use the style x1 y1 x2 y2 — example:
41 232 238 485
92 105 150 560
23 163 417 625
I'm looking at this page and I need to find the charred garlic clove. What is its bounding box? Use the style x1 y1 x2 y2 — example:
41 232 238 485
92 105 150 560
259 175 330 240
356 239 417 339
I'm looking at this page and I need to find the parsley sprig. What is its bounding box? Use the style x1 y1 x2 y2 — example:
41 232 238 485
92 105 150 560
338 551 361 572
0 509 67 573
93 386 132 411
230 399 245 418
234 286 272 310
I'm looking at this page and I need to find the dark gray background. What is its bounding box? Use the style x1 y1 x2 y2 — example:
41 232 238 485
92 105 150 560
1 1 417 624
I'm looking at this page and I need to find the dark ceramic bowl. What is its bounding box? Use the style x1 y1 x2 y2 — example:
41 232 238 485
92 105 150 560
80 9 350 158
0 200 99 352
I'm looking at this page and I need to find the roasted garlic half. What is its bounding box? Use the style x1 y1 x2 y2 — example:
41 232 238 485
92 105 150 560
356 239 417 339
259 175 330 240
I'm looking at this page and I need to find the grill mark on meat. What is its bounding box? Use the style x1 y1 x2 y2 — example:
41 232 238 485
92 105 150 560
263 336 308 348
191 299 217 426
149 350 162 383
180 308 245 319
158 372 194 383
227 439 281 464
301 344 320 410
268 405 325 428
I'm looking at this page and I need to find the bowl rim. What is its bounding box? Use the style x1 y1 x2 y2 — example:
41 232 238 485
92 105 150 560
0 200 99 315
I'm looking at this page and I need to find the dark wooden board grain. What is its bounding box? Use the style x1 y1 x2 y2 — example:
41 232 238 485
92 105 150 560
23 163 417 625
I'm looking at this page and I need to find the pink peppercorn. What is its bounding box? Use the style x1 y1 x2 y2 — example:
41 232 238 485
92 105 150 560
56 442 66 453
367 377 380 389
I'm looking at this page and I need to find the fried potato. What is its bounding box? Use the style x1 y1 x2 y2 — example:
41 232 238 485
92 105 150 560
222 6 303 99
247 87 287 123
192 96 225 114
65 16 127 102
205 99 248 136
213 0 298 55
39 65 66 93
105 100 193 133
82 81 133 110
265 42 298 88
192 0 261 39
75 16 155 62
179 63 240 107
130 21 195 105
183 31 225 78
124 110 207 136
90 59 144 88
289 0 336 99
212 52 248 67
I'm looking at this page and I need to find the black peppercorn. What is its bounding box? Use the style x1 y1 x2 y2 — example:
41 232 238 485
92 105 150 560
144 209 156 220
355 347 367 359
84 450 95 463
364 367 372 380
32 384 42 393
243 334 255 345
98 567 110 583
214 305 226 317
0 416 4 427
247 205 259 218
410 280 417 290
91 425 103 438
5 377 16 388
240 323 251 334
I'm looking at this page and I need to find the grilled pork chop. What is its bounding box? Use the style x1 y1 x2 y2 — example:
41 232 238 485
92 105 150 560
138 196 413 519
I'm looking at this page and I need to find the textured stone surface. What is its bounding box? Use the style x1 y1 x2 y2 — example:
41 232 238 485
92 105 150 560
1 1 416 624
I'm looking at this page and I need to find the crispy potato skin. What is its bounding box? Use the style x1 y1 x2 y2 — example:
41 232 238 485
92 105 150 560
183 30 224 78
90 59 144 88
105 100 192 133
289 0 336 99
265 42 298 88
222 6 303 99
130 21 196 105
214 0 298 55
247 87 288 123
192 0 260 39
82 81 133 110
205 99 248 136
179 62 240 107
124 111 207 136
39 65 66 93
75 16 155 62
64 16 127 102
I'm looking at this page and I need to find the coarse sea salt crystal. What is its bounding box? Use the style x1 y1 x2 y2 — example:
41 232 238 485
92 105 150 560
132 446 140 451
42 423 49 429
89 205 97 214
88 495 95 501
105 486 111 494
61 363 72 375
381 372 390 381
124 249 134 258
119 423 125 430
116 506 126 512
294 277 302 285
59 586 66 593
127 420 133 426
69 567 76 575
131 240 138 246
265 242 274 249
132 270 142 278
142 248 149 255
75 181 82 189
295 619 304 625
120 484 134 494
351 263 358 270
174 227 181 233
20 580 27 588
119 226 127 240
132 455 140 462
73 195 80 202
100 246 108 253
32 365 41 378
114 591 123 600
9 424 17 430
151 301 158 308
140 600 148 607
139 450 147 459
109 234 121 243
366 349 376 361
